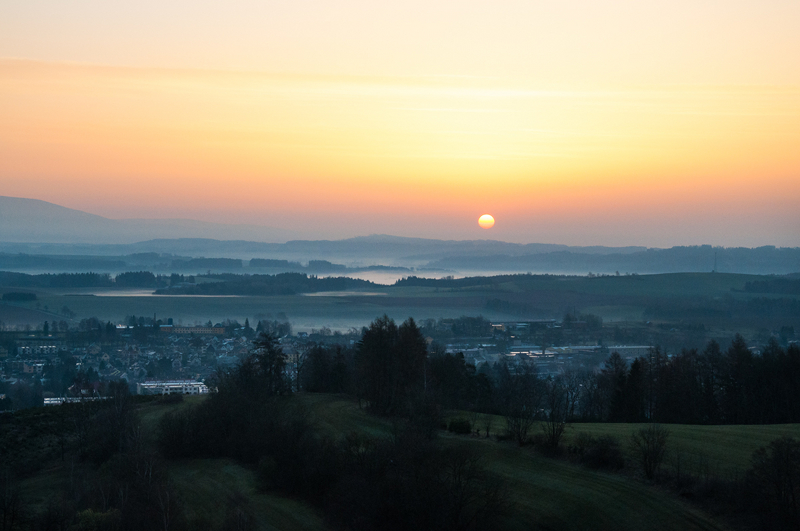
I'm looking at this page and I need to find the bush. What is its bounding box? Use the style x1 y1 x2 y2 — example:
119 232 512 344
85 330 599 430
570 432 625 470
749 436 800 530
631 424 669 480
447 418 472 435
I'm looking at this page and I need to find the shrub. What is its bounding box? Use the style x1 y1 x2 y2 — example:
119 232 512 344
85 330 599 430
631 424 669 480
749 436 800 530
570 432 625 470
447 418 472 435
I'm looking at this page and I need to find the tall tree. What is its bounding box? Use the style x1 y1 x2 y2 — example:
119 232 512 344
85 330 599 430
356 315 398 413
251 332 289 397
723 334 752 424
623 358 646 423
541 376 568 451
497 359 541 444
355 315 427 416
699 340 724 423
396 317 428 407
600 352 627 422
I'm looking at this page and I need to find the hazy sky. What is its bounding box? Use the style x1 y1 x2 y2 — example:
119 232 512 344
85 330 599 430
1 0 799 246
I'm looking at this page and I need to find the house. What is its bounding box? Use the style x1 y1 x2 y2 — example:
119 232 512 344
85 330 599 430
137 379 209 395
23 361 45 374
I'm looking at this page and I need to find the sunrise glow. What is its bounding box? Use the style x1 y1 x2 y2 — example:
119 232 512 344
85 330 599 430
1 0 799 246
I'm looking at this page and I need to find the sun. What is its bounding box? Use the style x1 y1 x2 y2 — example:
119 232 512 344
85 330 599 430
478 214 495 229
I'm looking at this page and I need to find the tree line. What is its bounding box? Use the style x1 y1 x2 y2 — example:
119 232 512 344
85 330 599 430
301 322 800 428
0 271 170 288
155 272 374 295
585 337 800 425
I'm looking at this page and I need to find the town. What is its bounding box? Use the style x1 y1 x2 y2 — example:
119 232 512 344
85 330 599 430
0 313 664 410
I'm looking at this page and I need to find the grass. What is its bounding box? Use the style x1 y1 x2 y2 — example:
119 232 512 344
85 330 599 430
169 459 325 531
455 411 800 478
12 396 322 531
464 437 726 531
142 394 780 530
131 396 327 530
301 393 395 438
302 396 730 531
137 394 206 436
275 396 731 529
561 422 800 479
20 290 513 331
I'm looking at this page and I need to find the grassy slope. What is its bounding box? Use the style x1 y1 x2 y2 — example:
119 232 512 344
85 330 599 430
136 396 326 531
13 397 325 531
562 423 800 479
169 459 324 531
304 395 729 531
461 411 800 478
467 438 723 531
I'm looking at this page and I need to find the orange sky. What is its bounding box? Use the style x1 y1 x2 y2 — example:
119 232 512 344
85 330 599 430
1 1 799 246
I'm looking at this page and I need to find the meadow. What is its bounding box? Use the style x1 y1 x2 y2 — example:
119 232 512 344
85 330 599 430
459 411 800 479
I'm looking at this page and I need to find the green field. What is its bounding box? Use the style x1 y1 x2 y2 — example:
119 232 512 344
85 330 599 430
3 289 511 331
304 395 735 531
561 422 800 479
169 459 325 531
464 438 724 531
457 411 800 479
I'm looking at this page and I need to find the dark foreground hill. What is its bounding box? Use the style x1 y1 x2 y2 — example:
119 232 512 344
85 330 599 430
7 392 778 530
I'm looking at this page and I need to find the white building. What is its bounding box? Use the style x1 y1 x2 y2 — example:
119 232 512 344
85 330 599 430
137 379 209 395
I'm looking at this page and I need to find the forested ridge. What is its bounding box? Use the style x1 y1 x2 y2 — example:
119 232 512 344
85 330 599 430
155 272 374 295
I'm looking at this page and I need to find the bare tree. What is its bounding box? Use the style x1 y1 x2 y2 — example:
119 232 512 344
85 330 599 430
541 376 569 452
560 367 584 421
157 486 177 531
630 424 669 480
0 469 24 531
749 436 800 529
499 359 541 444
287 345 307 393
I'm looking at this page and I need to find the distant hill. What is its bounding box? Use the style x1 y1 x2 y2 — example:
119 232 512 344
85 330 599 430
426 245 800 275
1 197 797 275
0 196 646 257
0 196 297 244
0 239 796 276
